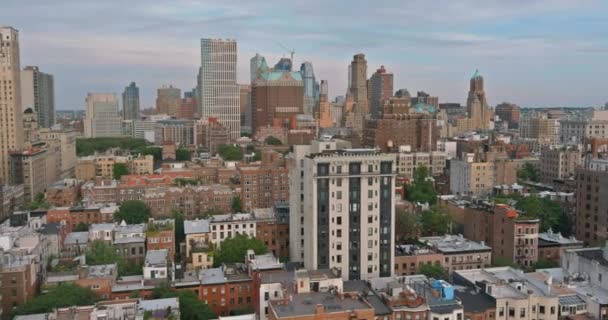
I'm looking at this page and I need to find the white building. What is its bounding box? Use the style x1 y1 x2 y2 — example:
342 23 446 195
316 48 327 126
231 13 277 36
199 39 240 141
143 249 170 280
84 93 123 137
291 139 396 280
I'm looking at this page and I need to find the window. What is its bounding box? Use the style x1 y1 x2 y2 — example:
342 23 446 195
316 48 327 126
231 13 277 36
508 307 515 317
499 307 504 317
539 306 545 314
550 306 555 315
520 308 525 317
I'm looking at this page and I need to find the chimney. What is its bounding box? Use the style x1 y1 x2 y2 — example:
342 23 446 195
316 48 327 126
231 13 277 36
314 304 324 315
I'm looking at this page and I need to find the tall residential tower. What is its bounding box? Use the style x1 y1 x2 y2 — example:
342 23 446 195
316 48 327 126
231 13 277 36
21 66 55 128
84 93 122 138
0 26 25 184
199 39 240 140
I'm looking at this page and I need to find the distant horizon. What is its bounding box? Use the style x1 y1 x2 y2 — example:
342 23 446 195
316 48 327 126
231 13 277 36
2 0 607 110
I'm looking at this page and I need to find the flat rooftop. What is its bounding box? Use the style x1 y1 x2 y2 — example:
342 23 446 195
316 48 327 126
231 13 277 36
421 235 491 253
269 292 372 318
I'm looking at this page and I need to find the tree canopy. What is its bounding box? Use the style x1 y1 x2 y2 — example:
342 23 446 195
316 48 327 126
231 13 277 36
113 163 129 180
76 137 149 156
218 144 244 161
420 206 451 236
213 234 267 266
25 192 50 210
395 208 421 241
85 240 142 276
13 284 98 316
176 148 192 161
405 166 438 205
231 196 243 213
114 200 151 224
152 283 217 320
518 162 540 182
132 146 163 161
419 263 448 280
494 193 571 236
264 136 282 145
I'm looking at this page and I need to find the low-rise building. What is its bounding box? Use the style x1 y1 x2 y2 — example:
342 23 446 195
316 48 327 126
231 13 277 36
146 219 175 261
421 235 492 273
537 230 583 264
75 264 118 300
46 179 80 207
396 146 447 179
394 244 443 276
143 249 170 280
454 267 560 320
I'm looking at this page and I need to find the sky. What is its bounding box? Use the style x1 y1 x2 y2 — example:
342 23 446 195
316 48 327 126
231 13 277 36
2 0 607 110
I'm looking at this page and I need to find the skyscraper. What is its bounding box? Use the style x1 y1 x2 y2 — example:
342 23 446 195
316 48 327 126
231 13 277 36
21 66 55 128
122 82 140 120
467 70 490 130
199 39 240 141
84 93 122 137
300 62 319 116
250 53 266 83
350 54 368 115
345 54 368 135
368 65 393 119
0 27 25 184
156 85 181 117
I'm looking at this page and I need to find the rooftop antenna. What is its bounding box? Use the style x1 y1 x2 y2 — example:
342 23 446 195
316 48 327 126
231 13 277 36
278 43 295 63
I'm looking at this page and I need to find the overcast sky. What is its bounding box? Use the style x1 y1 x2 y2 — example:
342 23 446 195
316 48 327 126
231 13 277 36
2 0 607 110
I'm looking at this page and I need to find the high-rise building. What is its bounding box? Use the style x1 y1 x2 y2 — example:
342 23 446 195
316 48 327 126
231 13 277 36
290 138 396 280
156 85 181 116
199 39 240 141
368 65 393 119
467 70 490 130
122 82 140 120
494 102 520 129
84 93 122 137
0 27 25 185
350 54 368 115
300 62 319 116
318 80 333 128
21 66 55 128
239 85 252 133
251 64 304 133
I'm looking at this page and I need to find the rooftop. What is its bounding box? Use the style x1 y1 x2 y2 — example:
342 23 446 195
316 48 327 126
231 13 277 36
184 219 210 234
90 223 116 231
538 229 583 246
421 235 491 253
145 249 168 267
269 292 372 318
64 231 89 245
85 264 117 278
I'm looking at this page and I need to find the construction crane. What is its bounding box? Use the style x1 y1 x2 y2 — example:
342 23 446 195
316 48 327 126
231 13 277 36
277 43 295 63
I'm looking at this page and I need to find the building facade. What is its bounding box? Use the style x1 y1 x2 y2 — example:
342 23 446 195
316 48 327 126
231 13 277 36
296 145 396 280
21 66 55 128
156 85 181 117
84 93 122 138
0 27 25 184
122 82 140 120
199 39 240 140
369 65 393 119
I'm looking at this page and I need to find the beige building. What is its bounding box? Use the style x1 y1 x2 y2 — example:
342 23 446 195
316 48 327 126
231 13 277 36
9 148 52 201
540 145 582 184
84 93 122 138
520 115 559 145
396 147 447 179
449 153 495 196
155 85 181 116
0 27 25 185
421 235 492 273
39 128 77 179
456 267 560 320
76 154 153 180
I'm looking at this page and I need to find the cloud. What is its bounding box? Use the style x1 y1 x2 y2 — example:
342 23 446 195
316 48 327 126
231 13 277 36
2 0 607 108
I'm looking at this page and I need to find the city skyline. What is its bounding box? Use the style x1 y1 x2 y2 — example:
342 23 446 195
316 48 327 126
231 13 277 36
1 0 607 110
